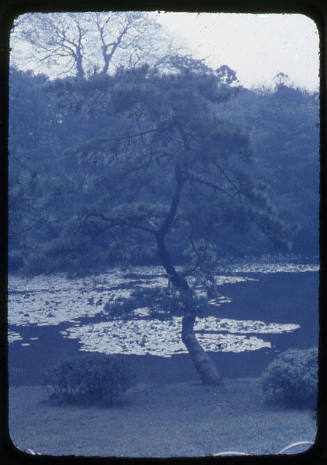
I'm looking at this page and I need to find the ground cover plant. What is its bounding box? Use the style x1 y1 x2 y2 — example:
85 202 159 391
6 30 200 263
261 347 318 408
44 353 135 406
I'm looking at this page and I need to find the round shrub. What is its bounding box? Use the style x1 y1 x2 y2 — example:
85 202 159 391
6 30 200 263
44 353 135 406
261 347 318 408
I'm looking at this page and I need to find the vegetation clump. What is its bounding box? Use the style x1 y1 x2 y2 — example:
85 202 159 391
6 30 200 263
261 347 318 408
104 285 212 320
44 353 135 406
104 287 179 319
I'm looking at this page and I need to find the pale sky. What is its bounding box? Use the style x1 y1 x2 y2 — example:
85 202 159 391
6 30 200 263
154 12 319 91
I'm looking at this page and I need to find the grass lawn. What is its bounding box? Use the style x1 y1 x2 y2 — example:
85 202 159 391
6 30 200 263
8 377 316 457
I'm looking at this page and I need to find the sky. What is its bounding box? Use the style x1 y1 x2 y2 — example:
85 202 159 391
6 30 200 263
153 12 319 91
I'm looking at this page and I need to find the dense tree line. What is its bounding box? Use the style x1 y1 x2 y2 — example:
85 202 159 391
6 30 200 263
218 78 319 257
8 62 319 277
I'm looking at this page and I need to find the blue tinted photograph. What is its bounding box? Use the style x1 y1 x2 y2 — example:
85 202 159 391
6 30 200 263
8 11 319 457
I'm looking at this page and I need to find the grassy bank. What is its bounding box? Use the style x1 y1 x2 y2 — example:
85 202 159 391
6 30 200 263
9 377 316 457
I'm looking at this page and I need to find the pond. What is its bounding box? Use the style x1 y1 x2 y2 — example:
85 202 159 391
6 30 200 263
8 262 319 382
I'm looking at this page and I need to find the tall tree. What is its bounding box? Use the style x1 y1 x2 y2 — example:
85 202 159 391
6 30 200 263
37 62 291 385
10 11 178 79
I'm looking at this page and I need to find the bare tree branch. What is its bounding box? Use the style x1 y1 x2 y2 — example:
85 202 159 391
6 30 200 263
11 12 180 79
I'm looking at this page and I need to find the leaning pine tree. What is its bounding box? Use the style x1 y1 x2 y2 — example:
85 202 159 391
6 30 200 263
44 59 293 385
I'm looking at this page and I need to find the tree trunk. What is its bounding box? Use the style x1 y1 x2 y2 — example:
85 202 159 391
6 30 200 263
156 230 223 386
154 164 223 385
182 314 223 385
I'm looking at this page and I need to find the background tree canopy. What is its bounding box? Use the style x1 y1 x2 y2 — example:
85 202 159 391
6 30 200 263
8 58 319 276
11 11 178 79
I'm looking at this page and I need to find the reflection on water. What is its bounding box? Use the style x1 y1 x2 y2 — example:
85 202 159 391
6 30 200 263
8 269 253 330
8 331 23 344
7 263 316 351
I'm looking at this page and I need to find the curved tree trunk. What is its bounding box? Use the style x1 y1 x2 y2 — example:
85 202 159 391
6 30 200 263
156 230 223 386
154 164 223 386
182 313 223 385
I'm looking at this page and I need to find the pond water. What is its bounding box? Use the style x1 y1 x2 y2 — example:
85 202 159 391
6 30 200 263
8 263 319 362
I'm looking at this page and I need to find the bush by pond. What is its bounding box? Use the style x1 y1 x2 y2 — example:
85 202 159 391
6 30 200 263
104 286 211 319
44 353 135 406
261 347 318 408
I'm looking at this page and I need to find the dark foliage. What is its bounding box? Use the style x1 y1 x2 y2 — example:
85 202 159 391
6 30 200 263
261 347 318 408
44 353 135 406
104 285 211 320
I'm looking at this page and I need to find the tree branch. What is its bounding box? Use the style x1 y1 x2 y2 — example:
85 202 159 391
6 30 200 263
71 126 173 163
187 172 235 199
157 165 184 236
212 160 242 197
83 212 155 234
180 227 202 277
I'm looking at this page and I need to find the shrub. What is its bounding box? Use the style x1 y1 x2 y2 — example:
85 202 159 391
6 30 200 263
261 347 318 408
104 285 210 319
44 353 135 406
127 286 185 315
